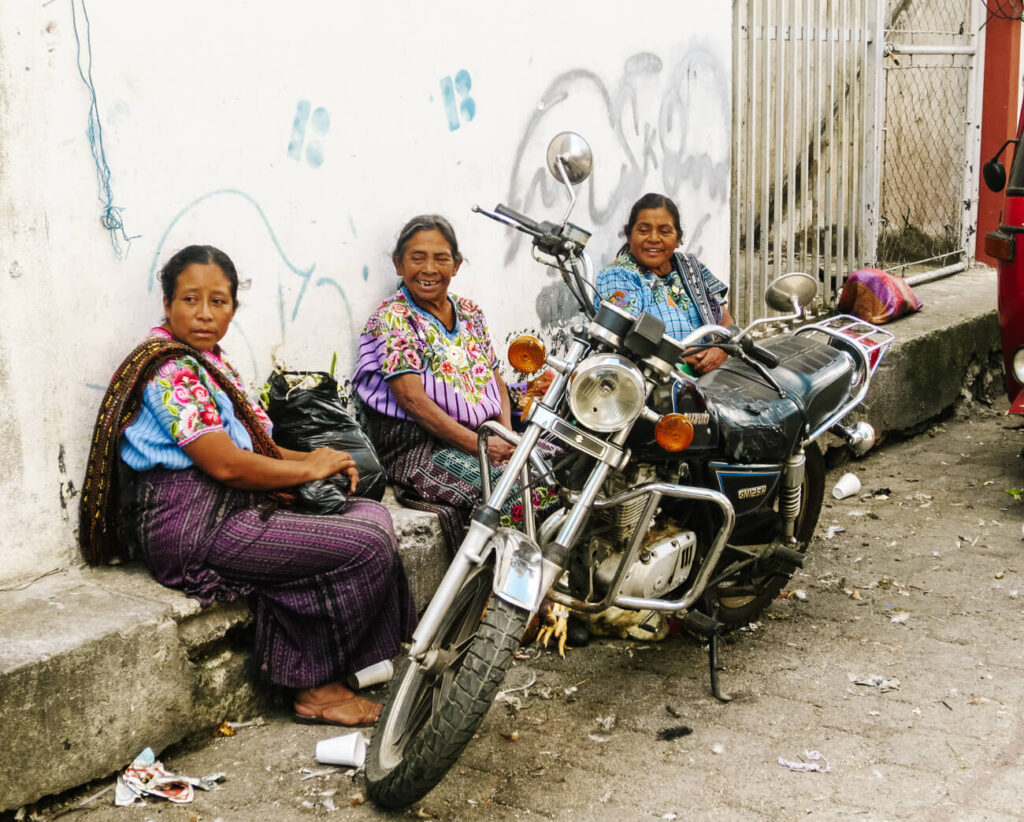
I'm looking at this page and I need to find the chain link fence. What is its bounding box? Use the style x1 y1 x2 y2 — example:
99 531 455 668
877 0 974 271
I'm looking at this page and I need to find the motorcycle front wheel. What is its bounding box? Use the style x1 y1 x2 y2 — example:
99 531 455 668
365 563 529 808
714 442 825 626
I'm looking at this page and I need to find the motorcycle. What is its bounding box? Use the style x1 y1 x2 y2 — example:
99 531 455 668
365 133 893 808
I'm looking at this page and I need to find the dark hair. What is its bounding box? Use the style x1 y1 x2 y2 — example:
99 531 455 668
392 214 463 264
159 245 240 307
617 193 684 256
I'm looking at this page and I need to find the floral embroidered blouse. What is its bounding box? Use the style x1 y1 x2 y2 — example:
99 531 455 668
352 285 504 429
120 328 272 471
595 251 728 342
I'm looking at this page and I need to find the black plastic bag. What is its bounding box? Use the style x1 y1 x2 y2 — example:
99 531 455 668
262 371 387 513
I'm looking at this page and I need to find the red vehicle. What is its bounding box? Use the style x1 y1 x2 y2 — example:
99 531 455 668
984 108 1024 415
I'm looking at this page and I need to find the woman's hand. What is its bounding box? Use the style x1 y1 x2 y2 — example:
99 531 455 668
487 435 515 465
687 346 729 375
184 432 358 493
303 447 359 493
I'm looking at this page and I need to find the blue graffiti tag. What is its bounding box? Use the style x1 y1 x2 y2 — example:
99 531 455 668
287 100 330 167
148 189 315 327
440 69 475 131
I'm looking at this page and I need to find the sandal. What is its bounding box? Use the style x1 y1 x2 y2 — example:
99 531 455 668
293 682 382 727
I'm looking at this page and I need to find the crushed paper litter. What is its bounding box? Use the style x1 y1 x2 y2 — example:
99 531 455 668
778 750 832 773
850 673 901 692
114 747 224 806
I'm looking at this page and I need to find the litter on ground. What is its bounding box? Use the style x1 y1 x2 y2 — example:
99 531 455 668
850 673 901 692
779 750 832 773
114 747 224 806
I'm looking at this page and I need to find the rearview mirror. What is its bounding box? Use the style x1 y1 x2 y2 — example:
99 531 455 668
984 158 1007 193
546 132 593 186
765 272 818 313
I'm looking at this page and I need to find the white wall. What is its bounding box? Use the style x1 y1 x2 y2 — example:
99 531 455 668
0 1 732 583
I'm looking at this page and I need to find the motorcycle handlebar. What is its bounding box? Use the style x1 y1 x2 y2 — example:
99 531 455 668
740 336 781 369
495 203 542 234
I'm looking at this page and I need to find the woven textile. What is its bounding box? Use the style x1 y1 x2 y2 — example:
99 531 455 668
135 467 416 688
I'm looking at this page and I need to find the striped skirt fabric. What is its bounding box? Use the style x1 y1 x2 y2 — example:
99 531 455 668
365 412 561 553
133 467 416 689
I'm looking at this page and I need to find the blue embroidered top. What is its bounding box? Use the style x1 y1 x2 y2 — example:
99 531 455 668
120 328 273 471
594 251 728 342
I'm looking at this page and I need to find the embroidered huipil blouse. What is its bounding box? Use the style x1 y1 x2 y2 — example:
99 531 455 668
120 328 272 470
353 285 504 429
595 251 728 341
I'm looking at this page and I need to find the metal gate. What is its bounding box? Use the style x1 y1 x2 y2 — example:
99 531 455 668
877 0 983 281
731 0 886 324
730 0 983 322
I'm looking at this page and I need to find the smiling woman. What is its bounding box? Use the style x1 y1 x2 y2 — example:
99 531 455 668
353 215 557 550
595 193 734 376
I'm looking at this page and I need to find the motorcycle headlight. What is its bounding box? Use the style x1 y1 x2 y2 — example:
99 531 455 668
567 354 646 432
1013 347 1024 384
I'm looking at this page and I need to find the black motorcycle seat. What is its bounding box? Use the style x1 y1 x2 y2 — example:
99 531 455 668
697 335 853 462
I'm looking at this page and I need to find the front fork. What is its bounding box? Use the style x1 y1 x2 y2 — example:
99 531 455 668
409 341 591 659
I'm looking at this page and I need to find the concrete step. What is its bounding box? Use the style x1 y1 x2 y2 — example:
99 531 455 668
0 492 446 812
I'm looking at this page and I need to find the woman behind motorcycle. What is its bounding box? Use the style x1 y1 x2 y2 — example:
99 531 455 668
352 215 555 550
596 193 734 375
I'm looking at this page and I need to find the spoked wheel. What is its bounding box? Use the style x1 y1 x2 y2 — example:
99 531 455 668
714 443 826 627
365 563 529 808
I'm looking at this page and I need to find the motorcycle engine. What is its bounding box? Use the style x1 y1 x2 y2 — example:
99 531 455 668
569 464 697 601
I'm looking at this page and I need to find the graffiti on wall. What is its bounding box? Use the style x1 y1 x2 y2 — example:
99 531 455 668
501 48 730 342
287 101 331 168
146 189 356 381
439 70 475 131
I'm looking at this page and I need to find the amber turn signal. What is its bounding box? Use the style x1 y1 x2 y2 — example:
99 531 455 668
508 335 547 374
654 413 694 452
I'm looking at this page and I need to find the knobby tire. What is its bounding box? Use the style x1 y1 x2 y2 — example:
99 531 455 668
366 589 528 808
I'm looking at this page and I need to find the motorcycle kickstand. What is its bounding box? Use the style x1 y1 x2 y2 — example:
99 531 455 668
682 602 732 703
708 628 732 704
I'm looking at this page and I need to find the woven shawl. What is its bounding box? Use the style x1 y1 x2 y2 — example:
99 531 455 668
79 337 287 565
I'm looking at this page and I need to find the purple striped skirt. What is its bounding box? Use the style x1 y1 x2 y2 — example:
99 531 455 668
133 467 416 689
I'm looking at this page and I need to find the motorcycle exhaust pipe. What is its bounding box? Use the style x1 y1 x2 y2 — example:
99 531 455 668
831 421 876 456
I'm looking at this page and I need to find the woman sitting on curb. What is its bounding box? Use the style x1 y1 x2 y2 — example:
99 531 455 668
80 244 416 726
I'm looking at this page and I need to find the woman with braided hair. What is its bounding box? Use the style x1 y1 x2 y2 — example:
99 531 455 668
80 245 415 727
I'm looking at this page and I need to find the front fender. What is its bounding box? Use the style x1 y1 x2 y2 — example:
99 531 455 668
490 528 545 613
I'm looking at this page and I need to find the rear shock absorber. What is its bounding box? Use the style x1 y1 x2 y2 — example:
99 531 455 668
780 451 805 541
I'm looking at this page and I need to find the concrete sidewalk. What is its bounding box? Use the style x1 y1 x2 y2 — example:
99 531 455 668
0 266 1001 813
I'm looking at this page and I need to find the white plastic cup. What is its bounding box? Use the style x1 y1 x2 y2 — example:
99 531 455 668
315 731 367 767
832 472 861 500
346 659 393 690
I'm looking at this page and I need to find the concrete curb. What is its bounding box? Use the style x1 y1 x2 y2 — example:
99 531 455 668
0 493 446 812
0 267 1000 812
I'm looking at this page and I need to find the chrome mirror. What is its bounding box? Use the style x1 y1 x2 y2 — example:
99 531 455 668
765 272 818 313
545 132 591 225
546 131 592 185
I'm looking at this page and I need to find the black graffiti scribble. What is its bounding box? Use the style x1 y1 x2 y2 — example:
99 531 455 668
501 47 730 334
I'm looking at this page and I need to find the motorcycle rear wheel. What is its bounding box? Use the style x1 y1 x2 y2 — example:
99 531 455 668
714 442 825 626
365 564 529 808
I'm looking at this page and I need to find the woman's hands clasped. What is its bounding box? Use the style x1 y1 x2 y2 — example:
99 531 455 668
686 346 729 376
302 447 360 494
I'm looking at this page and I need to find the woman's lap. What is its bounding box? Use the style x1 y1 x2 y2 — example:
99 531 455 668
134 467 416 687
205 497 399 582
